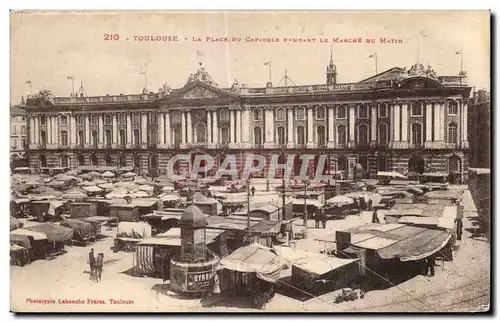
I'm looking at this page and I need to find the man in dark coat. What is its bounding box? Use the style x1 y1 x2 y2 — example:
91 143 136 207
456 218 463 241
251 186 256 197
321 209 327 229
426 255 436 277
314 209 320 228
89 248 96 274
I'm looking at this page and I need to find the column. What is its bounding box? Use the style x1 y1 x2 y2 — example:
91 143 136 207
433 103 441 142
29 117 35 145
236 110 242 144
229 110 235 143
181 111 186 144
401 103 408 143
207 111 212 143
85 115 90 145
348 105 355 142
34 116 39 144
70 116 77 146
440 101 446 142
165 112 171 145
46 116 52 145
462 101 468 146
370 105 377 143
158 112 165 147
287 108 294 147
141 114 148 145
307 107 314 147
126 114 132 147
394 105 401 142
389 104 394 143
241 109 250 144
212 111 218 144
425 101 433 142
186 111 192 143
112 115 118 145
328 106 335 147
264 108 274 147
98 115 104 146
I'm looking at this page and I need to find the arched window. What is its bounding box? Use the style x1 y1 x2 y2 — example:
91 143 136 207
60 131 68 146
412 123 423 145
221 127 230 144
91 154 98 166
40 130 46 145
337 105 347 119
40 116 46 126
296 126 305 145
296 107 305 120
78 130 84 147
172 111 182 123
119 114 126 124
254 127 262 145
39 155 47 168
448 122 458 144
316 106 326 120
133 113 141 124
195 123 206 143
378 123 388 145
119 154 127 167
150 155 158 169
150 129 157 144
78 154 85 167
105 130 112 146
253 109 262 121
358 155 368 171
91 115 98 125
133 129 140 145
317 125 326 146
276 108 286 121
337 125 346 144
448 101 458 115
91 130 98 147
119 130 126 146
358 125 368 144
77 115 84 125
173 127 182 145
277 127 286 145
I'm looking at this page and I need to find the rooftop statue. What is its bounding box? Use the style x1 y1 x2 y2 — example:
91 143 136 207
408 63 426 77
425 65 438 79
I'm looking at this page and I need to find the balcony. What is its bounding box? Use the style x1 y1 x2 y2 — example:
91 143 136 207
75 144 85 149
317 143 327 148
217 143 229 149
39 143 47 149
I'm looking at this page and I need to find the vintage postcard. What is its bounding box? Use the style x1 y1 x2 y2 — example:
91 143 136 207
9 10 491 313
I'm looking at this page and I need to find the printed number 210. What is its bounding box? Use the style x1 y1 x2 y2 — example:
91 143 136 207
104 34 120 41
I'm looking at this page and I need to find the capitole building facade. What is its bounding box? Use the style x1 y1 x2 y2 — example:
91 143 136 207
24 55 471 180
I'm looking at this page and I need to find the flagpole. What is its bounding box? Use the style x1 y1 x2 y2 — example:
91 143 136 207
375 54 378 75
268 61 272 84
460 47 464 72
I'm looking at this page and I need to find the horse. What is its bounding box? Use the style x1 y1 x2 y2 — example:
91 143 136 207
94 253 104 282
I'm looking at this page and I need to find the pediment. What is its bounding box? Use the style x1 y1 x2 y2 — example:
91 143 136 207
398 77 443 91
159 82 240 103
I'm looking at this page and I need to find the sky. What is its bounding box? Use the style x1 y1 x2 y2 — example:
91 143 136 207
10 10 490 104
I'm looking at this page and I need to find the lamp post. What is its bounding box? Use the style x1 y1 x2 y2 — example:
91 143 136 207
303 180 309 227
281 151 286 222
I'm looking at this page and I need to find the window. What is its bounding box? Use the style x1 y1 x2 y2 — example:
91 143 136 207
39 155 47 168
337 125 346 144
61 116 68 125
60 155 69 168
105 154 112 166
221 127 230 144
296 126 305 145
119 130 126 146
119 154 127 167
412 123 423 145
77 115 84 125
378 123 388 145
119 114 126 124
21 138 27 148
150 113 157 124
134 113 141 124
379 104 388 118
448 101 458 115
411 102 422 116
91 154 98 166
337 105 347 119
60 131 68 146
12 125 16 135
253 109 261 121
78 154 85 166
358 124 369 144
276 108 286 121
104 115 112 125
78 131 84 146
317 125 326 146
296 107 305 120
221 109 230 122
105 130 112 145
40 131 46 145
253 127 262 145
91 115 98 125
358 105 368 119
21 125 26 135
195 123 206 143
91 130 98 147
150 129 157 144
277 126 286 145
316 106 326 120
133 129 140 145
447 122 458 144
40 116 46 126
173 112 181 123
150 155 158 169
11 138 17 149
173 127 182 145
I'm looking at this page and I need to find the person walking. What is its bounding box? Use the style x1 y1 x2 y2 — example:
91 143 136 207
426 256 436 277
88 248 96 275
456 218 463 241
321 209 327 229
314 209 320 228
372 210 380 224
251 186 256 197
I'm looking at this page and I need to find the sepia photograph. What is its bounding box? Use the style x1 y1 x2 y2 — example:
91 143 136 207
9 10 491 313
